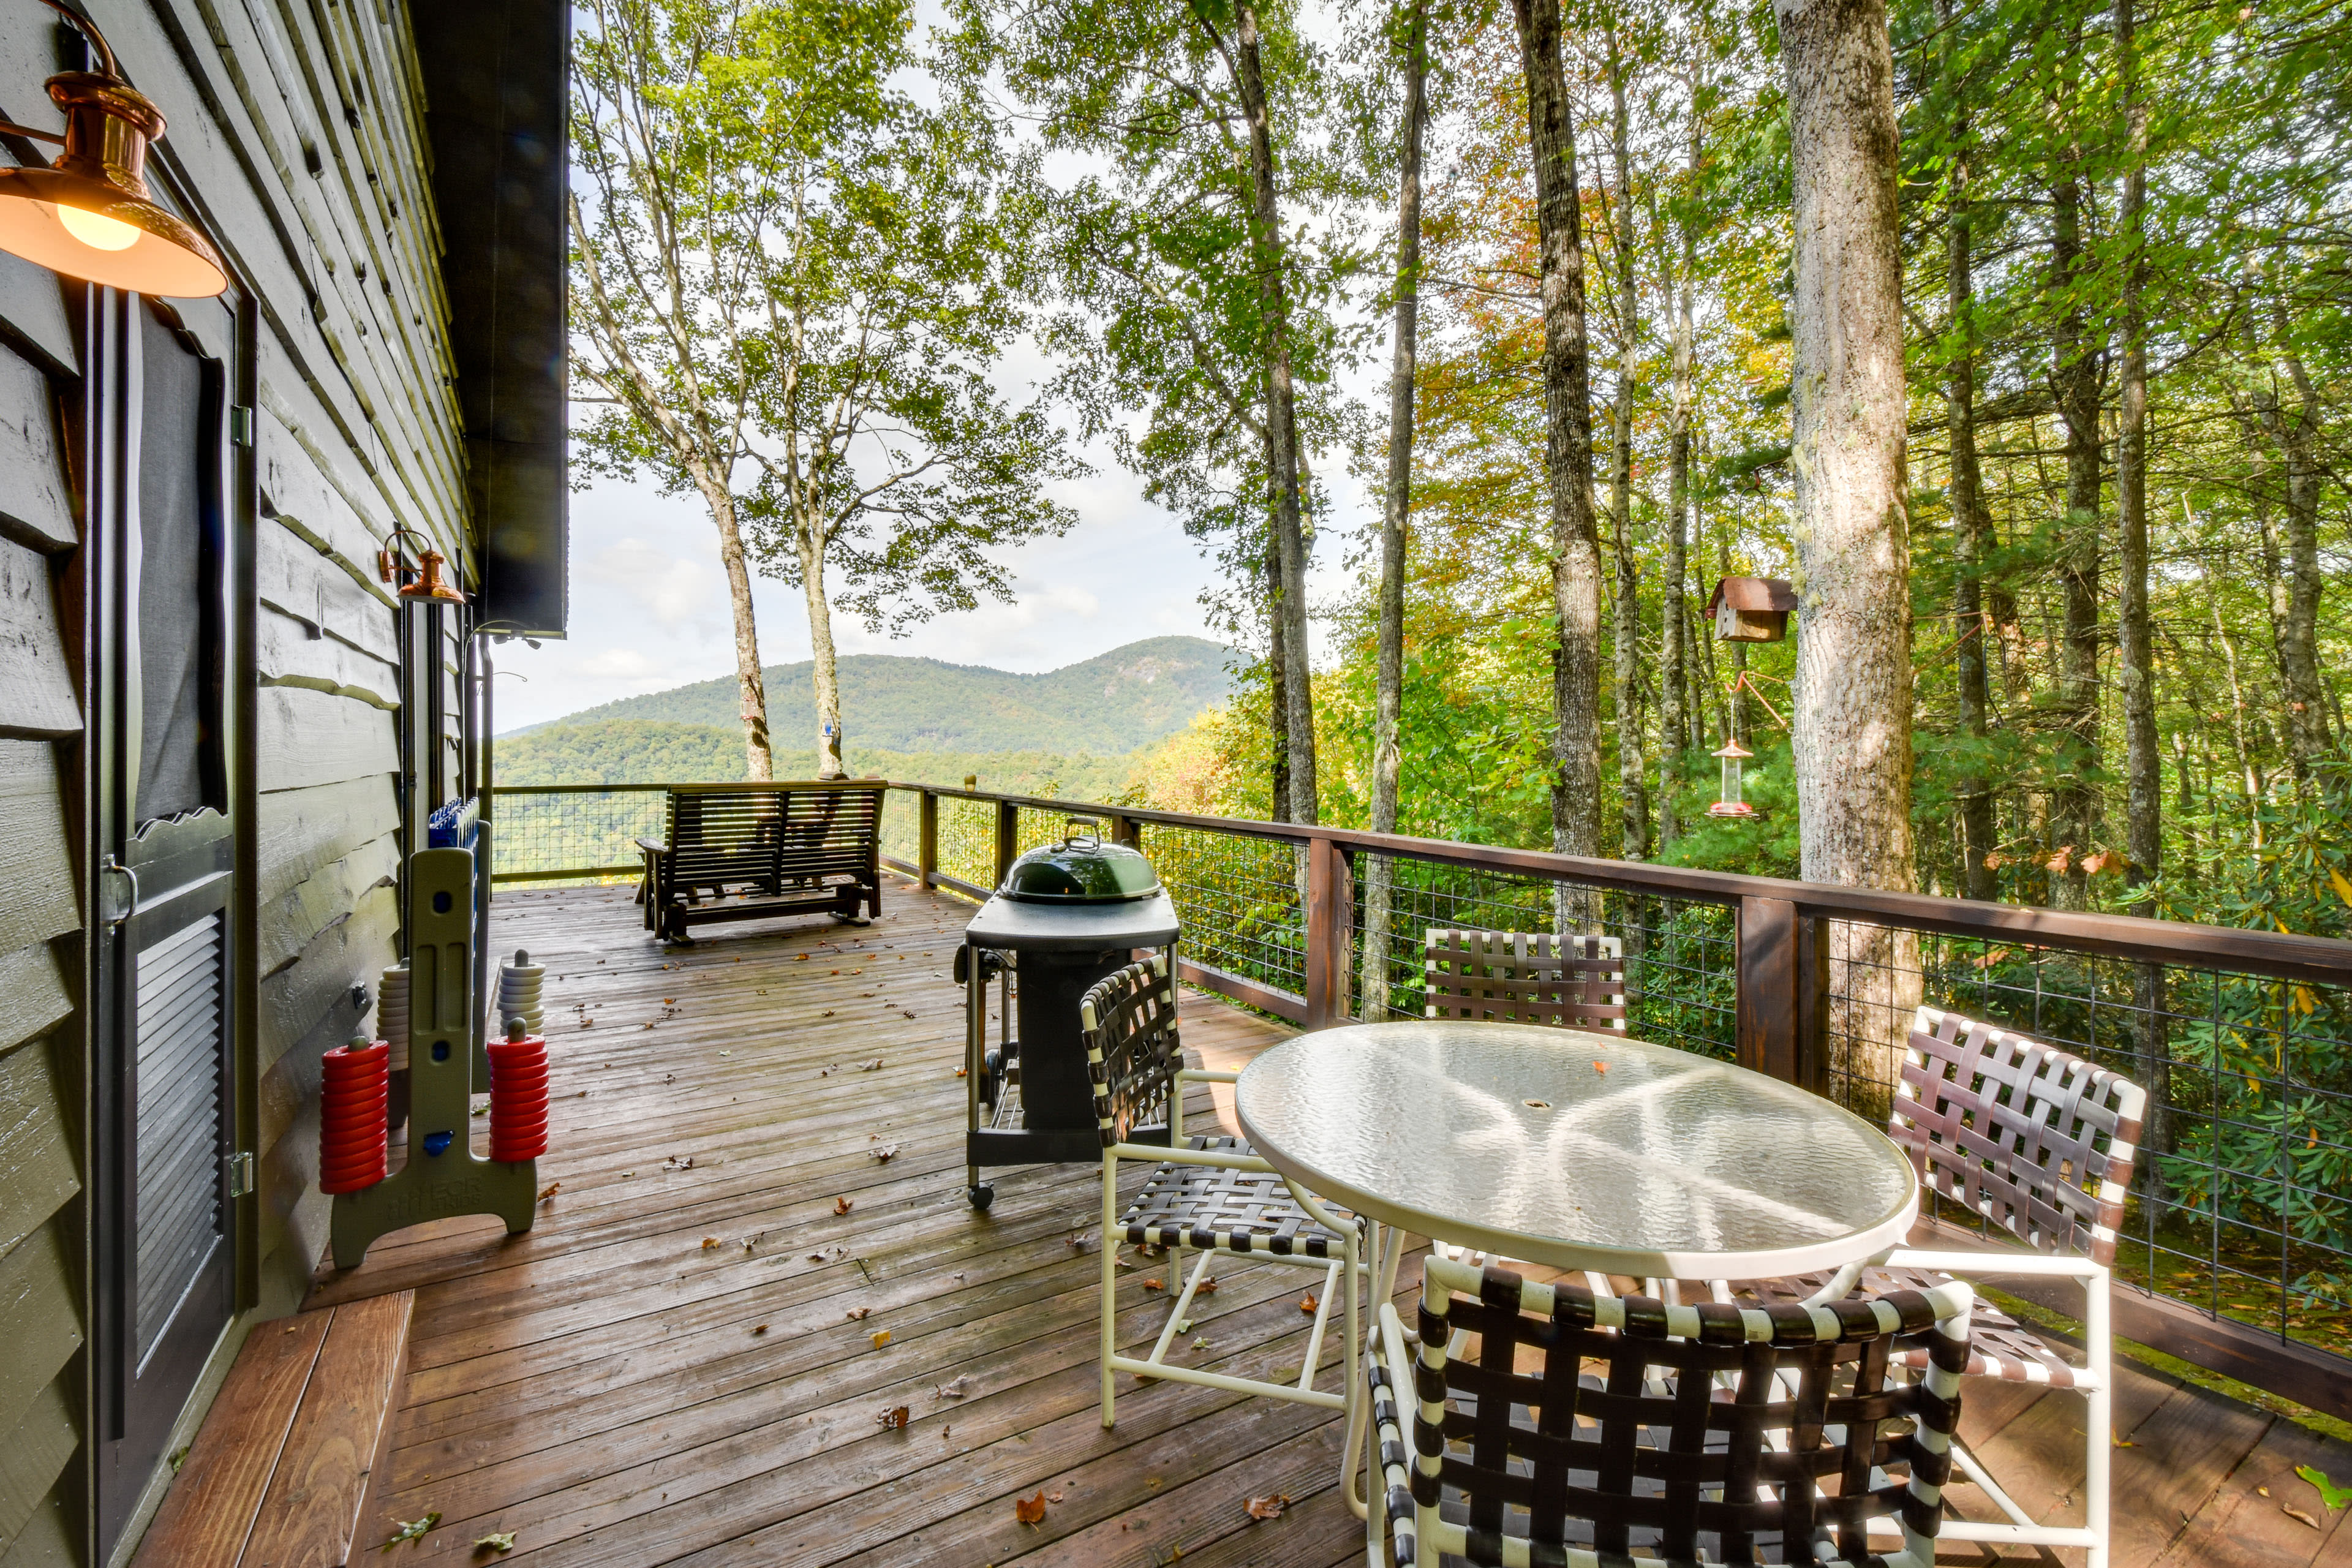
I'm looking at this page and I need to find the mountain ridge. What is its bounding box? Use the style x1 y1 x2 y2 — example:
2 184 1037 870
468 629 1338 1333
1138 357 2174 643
511 635 1237 756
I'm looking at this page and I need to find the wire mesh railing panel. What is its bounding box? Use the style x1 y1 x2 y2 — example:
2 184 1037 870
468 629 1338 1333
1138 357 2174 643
935 797 997 891
1353 853 1738 1061
1820 917 2352 1363
1138 823 1308 1003
488 788 666 886
879 788 921 871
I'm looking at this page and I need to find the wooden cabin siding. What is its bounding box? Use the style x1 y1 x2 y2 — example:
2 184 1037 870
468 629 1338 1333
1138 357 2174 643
0 0 501 1544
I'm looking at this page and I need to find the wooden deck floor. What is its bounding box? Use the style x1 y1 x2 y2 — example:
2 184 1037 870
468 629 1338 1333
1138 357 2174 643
305 876 2352 1568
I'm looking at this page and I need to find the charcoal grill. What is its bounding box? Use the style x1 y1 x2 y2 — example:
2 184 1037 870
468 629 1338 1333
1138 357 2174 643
959 817 1178 1210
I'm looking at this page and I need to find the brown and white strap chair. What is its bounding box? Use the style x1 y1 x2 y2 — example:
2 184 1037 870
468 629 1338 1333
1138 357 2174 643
1422 929 1632 1287
1082 957 1362 1431
1708 1005 2147 1568
1363 1256 1974 1567
1423 929 1627 1033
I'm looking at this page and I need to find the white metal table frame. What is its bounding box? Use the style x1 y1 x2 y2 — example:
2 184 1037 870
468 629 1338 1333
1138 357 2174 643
1232 1019 1924 1526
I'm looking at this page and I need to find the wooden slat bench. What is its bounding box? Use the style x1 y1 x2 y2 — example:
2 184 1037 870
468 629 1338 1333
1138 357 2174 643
129 1290 413 1567
636 781 884 943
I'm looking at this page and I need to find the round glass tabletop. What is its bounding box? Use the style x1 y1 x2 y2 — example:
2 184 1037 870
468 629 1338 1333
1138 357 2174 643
1233 1020 1918 1278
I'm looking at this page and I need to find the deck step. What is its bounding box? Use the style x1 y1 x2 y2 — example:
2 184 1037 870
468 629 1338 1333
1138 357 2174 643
131 1290 413 1568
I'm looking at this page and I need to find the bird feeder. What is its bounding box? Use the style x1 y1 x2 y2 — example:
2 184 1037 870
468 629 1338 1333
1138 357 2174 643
1708 739 1756 818
1707 577 1796 643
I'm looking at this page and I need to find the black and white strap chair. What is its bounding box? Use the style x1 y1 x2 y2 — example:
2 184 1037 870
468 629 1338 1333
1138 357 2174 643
1423 929 1627 1033
1708 1005 2147 1568
1365 1256 1973 1567
1083 958 1363 1430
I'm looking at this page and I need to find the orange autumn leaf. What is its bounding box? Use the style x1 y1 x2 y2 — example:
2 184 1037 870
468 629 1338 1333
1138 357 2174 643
1299 1294 1317 1313
1142 1278 1163 1292
1015 1490 1049 1525
870 1329 891 1349
834 1196 853 1215
1593 1061 1608 1074
1245 1494 1290 1520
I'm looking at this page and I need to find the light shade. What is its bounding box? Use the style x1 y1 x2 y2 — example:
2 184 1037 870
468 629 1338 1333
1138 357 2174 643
0 72 227 298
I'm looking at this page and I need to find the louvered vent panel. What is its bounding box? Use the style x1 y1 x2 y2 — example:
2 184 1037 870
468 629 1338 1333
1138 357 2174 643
135 911 224 1363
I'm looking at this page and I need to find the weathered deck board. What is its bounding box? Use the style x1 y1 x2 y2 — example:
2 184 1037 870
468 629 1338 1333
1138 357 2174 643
302 876 2351 1567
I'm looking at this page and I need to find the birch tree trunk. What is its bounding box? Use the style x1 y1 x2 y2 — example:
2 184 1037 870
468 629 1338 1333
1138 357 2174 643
1937 0 1996 900
797 531 846 778
1778 0 1915 1106
696 480 775 782
1234 1 1318 825
1607 34 1648 862
2049 167 2103 910
1513 0 1605 881
1659 60 1700 851
1363 0 1426 1020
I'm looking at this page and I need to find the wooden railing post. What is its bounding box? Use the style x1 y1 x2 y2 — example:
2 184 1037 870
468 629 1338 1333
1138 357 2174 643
993 799 1019 890
918 790 938 888
1303 837 1353 1030
1738 895 1826 1090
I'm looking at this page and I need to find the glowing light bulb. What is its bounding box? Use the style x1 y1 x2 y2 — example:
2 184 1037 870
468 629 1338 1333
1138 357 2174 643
56 203 139 252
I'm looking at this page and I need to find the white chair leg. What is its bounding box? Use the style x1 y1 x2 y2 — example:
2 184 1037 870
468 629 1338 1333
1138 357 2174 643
1099 1155 1118 1428
2084 1265 2112 1568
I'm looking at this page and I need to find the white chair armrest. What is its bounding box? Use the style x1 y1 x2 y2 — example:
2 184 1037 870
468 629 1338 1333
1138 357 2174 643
1888 1248 2106 1282
1107 1139 1270 1174
1177 1068 1239 1085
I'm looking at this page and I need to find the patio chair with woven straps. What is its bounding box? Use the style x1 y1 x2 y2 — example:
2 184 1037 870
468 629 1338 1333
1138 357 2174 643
1363 1255 1975 1567
1082 957 1362 1431
1423 929 1626 1031
1420 929 1627 1285
1708 1004 2148 1568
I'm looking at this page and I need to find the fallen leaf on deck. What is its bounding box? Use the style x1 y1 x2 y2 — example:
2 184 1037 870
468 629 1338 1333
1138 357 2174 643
473 1531 516 1553
935 1376 970 1400
2257 1486 2271 1498
870 1330 891 1348
1191 1336 1209 1349
537 1183 561 1202
902 1009 916 1019
1016 1491 1049 1525
2296 1466 2352 1509
846 1306 872 1320
1194 1276 1217 1295
1143 1278 1163 1292
663 997 674 1005
719 1050 731 1057
860 1060 884 1071
1300 1294 1318 1313
1245 1494 1289 1520
380 1512 440 1549
1047 1490 1064 1504
861 992 875 998
834 1196 854 1215
701 1237 720 1250
2286 1506 2322 1529
2112 1433 2136 1448
1592 1061 1607 1074
1174 1317 1193 1333
753 1324 768 1335
472 1104 489 1116
955 1067 968 1077
796 954 810 960
1066 1231 1092 1251
822 1011 835 1018
876 1406 911 1430
871 1145 899 1163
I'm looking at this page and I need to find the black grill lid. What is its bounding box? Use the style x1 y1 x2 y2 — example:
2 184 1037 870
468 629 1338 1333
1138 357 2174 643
999 818 1161 903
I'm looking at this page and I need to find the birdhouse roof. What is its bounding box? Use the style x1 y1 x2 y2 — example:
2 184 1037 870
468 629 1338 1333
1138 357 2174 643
1706 576 1797 614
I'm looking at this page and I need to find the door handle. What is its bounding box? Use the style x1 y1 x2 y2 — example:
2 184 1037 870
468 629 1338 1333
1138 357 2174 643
99 857 139 929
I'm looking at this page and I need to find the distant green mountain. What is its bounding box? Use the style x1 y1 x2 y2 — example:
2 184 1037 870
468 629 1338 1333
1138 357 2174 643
491 720 1142 801
516 636 1235 755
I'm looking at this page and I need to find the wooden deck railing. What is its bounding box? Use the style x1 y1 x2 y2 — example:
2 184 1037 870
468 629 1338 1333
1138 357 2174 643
486 778 2352 1422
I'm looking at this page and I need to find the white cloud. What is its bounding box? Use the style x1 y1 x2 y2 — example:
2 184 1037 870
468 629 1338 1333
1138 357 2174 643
584 537 714 631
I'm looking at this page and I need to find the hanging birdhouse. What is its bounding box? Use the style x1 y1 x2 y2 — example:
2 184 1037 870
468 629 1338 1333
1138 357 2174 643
1707 577 1795 643
1708 740 1757 818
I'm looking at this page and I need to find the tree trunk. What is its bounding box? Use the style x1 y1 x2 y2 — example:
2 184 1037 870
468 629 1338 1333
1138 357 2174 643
2254 307 2332 777
1265 535 1292 822
1607 32 1648 863
1513 0 1605 875
1658 72 1698 852
2049 168 2102 910
706 483 775 782
1234 1 1318 825
1937 0 1997 902
1363 0 1425 1020
797 530 845 778
1778 0 1915 1108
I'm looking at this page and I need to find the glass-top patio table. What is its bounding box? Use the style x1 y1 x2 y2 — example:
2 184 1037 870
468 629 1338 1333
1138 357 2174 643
1232 1020 1920 1281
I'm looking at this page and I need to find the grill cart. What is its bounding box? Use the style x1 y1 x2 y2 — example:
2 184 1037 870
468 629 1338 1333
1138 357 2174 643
959 818 1178 1210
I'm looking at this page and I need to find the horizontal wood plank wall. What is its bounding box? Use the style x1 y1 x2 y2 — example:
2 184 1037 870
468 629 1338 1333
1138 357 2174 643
0 244 87 1568
0 0 473 1547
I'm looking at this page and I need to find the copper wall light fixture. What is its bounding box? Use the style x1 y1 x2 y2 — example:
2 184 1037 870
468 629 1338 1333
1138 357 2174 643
0 0 228 296
378 526 469 605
